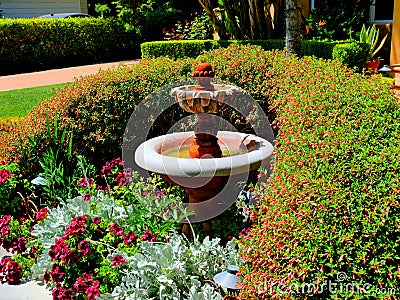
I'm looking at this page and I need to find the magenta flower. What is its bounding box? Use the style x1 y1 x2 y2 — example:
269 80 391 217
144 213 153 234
86 280 101 300
49 237 69 261
64 215 88 237
61 249 79 265
36 207 49 221
91 216 101 225
111 255 126 267
50 265 66 283
77 177 95 188
78 240 91 256
122 231 138 245
0 215 12 227
108 222 124 237
0 169 12 184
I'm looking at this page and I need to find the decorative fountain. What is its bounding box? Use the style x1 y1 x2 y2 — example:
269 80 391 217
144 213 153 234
134 63 274 236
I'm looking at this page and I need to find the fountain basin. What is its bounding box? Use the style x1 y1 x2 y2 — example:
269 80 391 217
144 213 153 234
135 131 273 179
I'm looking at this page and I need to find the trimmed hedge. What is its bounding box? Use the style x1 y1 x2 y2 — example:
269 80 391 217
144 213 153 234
237 51 400 298
0 18 140 75
141 39 369 67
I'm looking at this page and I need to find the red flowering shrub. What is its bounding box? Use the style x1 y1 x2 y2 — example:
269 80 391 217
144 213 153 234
42 214 143 297
238 57 400 298
0 216 40 284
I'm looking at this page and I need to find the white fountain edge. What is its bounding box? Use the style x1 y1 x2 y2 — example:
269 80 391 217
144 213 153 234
135 131 273 177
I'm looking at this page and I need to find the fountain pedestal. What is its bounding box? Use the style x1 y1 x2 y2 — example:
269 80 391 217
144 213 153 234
134 63 274 238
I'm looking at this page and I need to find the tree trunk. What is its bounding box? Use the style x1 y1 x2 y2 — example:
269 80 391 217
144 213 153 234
285 0 302 55
222 0 245 39
198 0 228 39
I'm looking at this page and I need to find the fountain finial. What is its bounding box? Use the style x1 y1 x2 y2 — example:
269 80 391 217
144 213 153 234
193 62 215 78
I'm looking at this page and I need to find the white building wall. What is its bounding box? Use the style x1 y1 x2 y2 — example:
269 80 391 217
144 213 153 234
0 0 86 18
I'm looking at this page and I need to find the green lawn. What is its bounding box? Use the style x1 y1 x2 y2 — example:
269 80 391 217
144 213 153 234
0 83 66 118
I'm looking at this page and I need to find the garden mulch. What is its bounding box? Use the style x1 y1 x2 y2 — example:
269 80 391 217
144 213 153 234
0 59 140 91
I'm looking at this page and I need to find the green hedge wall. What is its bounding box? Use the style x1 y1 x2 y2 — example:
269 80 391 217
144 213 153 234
0 18 140 75
141 39 369 68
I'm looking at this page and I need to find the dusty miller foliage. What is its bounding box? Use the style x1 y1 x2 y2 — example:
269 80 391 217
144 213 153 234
110 234 238 299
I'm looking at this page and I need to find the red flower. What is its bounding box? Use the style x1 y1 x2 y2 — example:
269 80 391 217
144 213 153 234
0 215 12 227
78 240 91 256
64 215 88 237
141 230 157 242
74 272 94 292
61 249 79 265
83 193 92 202
0 169 12 183
92 216 101 225
52 284 76 300
122 231 138 245
77 177 95 188
1 225 10 237
111 255 126 266
0 258 22 284
36 207 49 221
109 222 124 237
49 238 69 261
50 265 66 283
86 280 101 300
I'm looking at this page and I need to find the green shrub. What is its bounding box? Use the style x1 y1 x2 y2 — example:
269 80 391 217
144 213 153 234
0 18 139 75
238 56 400 298
0 58 194 169
141 39 365 61
332 42 370 69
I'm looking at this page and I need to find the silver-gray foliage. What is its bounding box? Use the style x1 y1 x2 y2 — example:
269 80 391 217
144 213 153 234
110 233 239 299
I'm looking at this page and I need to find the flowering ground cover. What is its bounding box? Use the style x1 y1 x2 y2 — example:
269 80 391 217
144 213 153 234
0 45 399 299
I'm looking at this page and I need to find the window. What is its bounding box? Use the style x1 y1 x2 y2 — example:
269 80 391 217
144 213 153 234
370 0 394 23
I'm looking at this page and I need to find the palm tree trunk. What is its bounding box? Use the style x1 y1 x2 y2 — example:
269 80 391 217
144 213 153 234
285 0 302 55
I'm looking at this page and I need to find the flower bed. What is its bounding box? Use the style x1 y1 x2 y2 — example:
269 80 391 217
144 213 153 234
0 44 398 299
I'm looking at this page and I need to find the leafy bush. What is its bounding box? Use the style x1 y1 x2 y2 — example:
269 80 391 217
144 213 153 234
0 18 139 75
238 56 400 298
0 164 32 216
141 39 367 61
0 58 194 170
332 42 370 69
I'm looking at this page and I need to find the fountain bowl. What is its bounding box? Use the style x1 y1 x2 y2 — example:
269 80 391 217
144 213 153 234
135 131 273 179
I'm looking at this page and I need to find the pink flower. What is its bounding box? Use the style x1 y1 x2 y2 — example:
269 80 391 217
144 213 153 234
77 177 95 188
49 238 69 261
50 265 66 283
78 240 91 256
83 193 92 202
122 232 138 245
0 169 12 184
86 280 101 300
61 249 79 265
108 222 124 237
92 216 101 225
36 207 49 221
0 215 12 227
64 215 88 237
111 255 126 266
